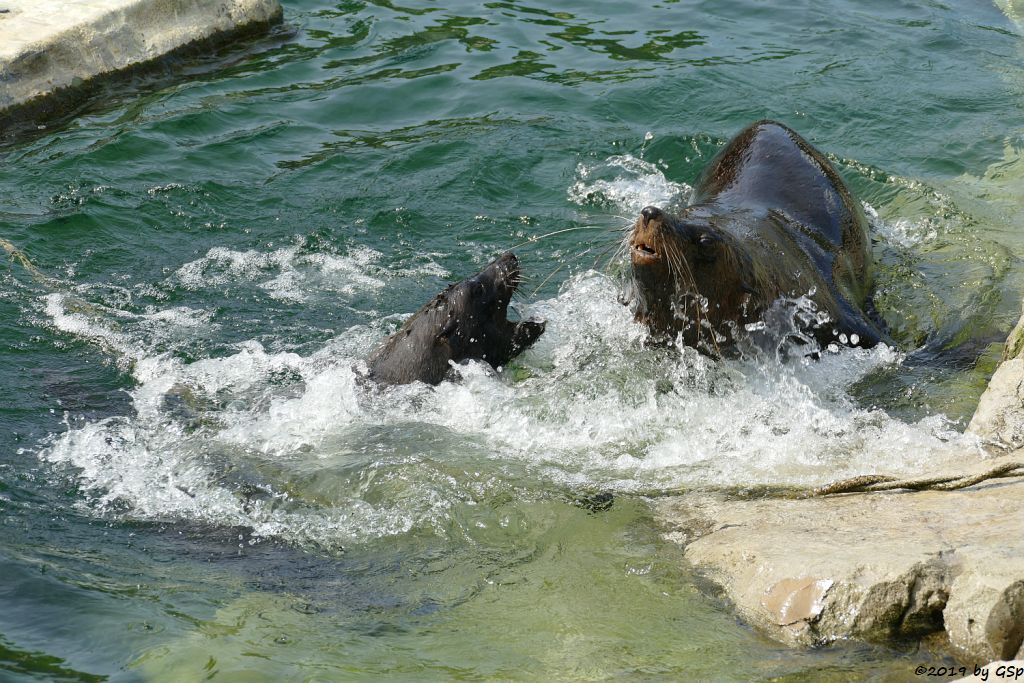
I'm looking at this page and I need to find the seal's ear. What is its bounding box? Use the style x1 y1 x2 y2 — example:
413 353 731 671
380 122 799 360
511 319 545 352
436 318 457 343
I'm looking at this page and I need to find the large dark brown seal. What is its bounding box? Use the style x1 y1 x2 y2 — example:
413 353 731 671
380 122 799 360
628 120 886 355
366 252 545 385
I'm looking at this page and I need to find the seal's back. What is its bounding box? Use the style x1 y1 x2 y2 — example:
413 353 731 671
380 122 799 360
691 120 871 310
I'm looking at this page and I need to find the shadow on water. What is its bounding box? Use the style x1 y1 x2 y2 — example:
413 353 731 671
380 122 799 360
0 23 297 152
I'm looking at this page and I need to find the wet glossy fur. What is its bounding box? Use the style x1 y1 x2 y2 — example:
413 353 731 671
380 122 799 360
628 120 885 355
366 252 545 385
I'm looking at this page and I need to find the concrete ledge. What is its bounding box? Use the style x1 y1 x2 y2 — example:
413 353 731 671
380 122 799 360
0 0 283 128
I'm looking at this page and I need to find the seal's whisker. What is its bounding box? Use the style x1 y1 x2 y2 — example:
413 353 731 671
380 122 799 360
610 212 643 226
608 229 634 267
594 238 627 272
662 235 716 354
508 225 613 250
528 263 569 299
559 240 616 272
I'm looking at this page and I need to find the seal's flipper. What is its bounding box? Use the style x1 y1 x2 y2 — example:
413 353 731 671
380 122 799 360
510 319 545 355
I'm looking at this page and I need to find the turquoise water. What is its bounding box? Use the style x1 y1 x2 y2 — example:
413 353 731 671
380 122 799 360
2 0 1024 680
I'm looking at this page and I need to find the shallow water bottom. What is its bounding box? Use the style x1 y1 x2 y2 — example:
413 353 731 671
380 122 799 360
2 495 955 682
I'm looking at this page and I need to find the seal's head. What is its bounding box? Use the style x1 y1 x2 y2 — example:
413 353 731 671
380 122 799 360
367 252 545 385
628 205 756 353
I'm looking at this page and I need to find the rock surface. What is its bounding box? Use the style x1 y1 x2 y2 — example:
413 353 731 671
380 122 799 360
0 0 283 120
654 461 1024 663
968 307 1024 450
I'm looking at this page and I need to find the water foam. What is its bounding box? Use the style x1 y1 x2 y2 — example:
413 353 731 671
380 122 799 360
863 203 939 247
34 154 980 549
568 154 692 215
171 243 448 303
42 292 214 367
38 266 974 551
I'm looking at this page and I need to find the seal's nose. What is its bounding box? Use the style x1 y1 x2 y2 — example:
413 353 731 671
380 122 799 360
640 206 663 225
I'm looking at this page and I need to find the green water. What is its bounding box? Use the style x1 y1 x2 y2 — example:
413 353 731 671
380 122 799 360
2 0 1024 680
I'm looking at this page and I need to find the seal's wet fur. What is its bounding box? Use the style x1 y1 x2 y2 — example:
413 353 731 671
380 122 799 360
628 120 886 355
366 252 545 385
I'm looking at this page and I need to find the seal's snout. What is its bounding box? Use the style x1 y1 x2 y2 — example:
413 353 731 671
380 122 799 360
631 206 664 265
640 206 663 225
496 251 519 268
493 251 521 291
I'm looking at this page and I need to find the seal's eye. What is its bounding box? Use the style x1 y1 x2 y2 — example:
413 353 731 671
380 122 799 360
696 233 718 261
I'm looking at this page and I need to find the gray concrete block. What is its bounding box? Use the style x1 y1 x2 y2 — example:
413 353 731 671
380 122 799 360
0 0 283 122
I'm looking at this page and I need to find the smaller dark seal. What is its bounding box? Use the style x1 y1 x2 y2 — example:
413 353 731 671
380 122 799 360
628 120 886 356
366 252 545 385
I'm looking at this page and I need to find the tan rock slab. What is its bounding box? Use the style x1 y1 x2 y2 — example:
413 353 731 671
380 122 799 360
654 452 1024 663
968 305 1024 449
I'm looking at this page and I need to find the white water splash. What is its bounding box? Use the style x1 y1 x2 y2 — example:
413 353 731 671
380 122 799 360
43 292 213 366
171 244 448 303
567 155 692 215
37 265 975 550
33 158 982 550
862 202 939 247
